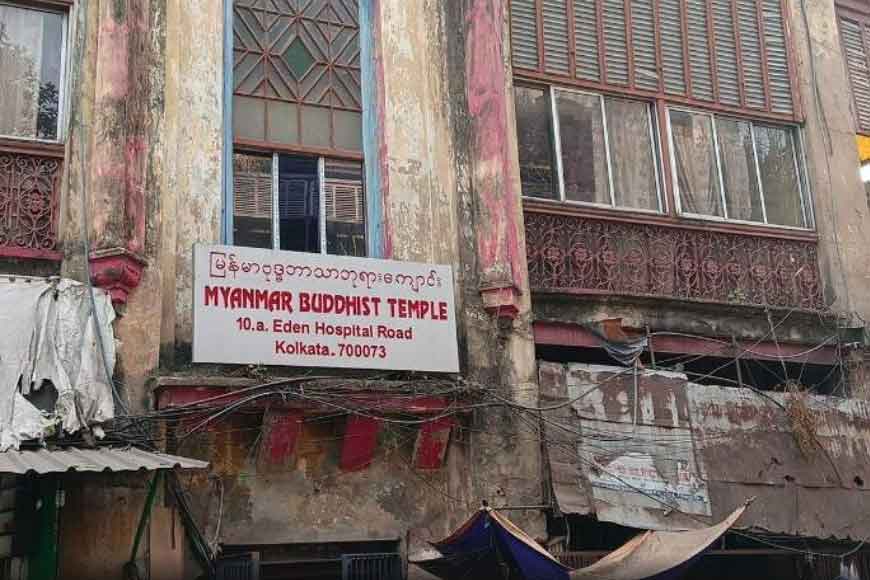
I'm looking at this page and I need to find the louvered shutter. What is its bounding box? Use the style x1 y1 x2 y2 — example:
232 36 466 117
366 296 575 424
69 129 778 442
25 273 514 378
660 0 687 95
736 0 766 109
712 0 740 106
543 0 571 74
839 14 870 133
509 0 797 116
603 0 630 84
510 0 539 70
574 0 601 81
631 0 658 90
234 172 272 218
325 178 365 224
761 0 793 113
686 0 714 101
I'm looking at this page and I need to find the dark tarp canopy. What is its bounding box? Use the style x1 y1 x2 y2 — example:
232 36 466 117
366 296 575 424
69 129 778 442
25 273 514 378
410 507 571 580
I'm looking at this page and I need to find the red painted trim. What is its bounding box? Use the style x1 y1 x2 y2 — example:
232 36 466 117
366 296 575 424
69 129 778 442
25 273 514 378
480 284 521 319
414 416 455 470
262 410 303 464
522 199 819 241
154 385 453 415
89 248 147 304
340 415 381 472
532 321 838 365
0 248 63 261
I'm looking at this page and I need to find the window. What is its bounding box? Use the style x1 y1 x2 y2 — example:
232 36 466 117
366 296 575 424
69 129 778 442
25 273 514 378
668 109 811 228
233 152 365 256
838 8 870 135
511 0 815 231
229 0 366 255
517 86 662 212
0 3 67 142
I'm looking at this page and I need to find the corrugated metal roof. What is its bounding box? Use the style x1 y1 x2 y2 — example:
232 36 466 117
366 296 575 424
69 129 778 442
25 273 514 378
0 446 209 474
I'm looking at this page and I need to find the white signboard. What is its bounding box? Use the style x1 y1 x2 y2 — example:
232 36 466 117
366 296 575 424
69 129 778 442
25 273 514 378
192 244 459 372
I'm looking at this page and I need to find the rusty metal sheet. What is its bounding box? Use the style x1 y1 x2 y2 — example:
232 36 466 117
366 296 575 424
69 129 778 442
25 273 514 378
549 364 710 531
688 386 870 489
567 365 691 429
541 361 870 541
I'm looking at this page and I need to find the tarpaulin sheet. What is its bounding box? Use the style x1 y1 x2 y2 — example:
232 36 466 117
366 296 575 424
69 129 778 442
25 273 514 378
0 278 115 450
570 504 746 580
410 508 570 580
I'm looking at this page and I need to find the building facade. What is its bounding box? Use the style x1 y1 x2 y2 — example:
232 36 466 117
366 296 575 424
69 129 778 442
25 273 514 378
1 0 870 578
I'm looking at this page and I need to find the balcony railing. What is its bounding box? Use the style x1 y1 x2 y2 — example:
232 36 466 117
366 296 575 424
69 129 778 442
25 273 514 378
525 210 825 311
0 149 62 260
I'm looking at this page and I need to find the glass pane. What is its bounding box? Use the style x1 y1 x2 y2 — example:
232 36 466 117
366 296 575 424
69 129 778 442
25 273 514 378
300 105 330 148
234 95 266 141
514 86 557 199
278 155 320 253
669 110 723 217
556 90 609 205
267 100 298 144
325 160 366 256
605 97 659 211
0 6 64 140
717 118 763 222
233 153 273 248
754 125 805 227
333 109 362 151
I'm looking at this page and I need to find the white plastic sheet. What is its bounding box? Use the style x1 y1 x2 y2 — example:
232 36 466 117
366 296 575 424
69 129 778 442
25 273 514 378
0 278 115 450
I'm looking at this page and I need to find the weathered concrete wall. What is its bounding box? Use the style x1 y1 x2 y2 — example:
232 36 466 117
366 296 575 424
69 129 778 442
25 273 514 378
158 0 224 363
788 0 870 325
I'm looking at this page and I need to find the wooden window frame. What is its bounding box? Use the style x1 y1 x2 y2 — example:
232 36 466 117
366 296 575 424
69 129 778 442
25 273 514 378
516 79 817 238
0 0 70 145
512 0 815 238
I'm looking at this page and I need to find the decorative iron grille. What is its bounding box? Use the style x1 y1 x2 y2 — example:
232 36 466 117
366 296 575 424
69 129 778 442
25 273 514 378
0 151 61 257
233 0 362 150
525 211 825 310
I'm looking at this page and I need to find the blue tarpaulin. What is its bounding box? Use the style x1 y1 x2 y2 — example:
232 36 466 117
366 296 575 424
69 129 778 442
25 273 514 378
411 508 570 580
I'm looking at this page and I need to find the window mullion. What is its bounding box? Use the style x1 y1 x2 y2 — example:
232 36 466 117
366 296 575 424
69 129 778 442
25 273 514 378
600 95 617 207
749 123 768 224
318 156 327 254
665 108 683 215
272 153 280 250
548 87 567 201
647 103 664 213
710 115 729 219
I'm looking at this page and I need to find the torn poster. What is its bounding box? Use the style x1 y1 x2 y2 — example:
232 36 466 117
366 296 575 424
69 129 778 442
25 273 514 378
0 278 115 450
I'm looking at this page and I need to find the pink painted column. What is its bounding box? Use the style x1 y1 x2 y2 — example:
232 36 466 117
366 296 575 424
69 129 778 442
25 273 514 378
88 0 147 304
465 0 527 319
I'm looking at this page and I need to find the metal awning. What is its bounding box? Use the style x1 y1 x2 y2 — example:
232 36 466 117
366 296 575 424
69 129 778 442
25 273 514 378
0 446 209 474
